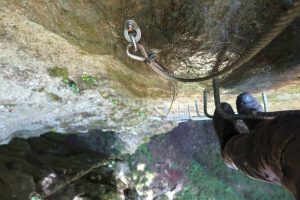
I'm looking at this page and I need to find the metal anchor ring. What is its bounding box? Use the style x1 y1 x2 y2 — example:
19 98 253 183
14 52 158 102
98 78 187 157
124 20 141 43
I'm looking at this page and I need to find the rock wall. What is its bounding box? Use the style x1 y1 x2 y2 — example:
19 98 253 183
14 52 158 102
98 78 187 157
0 132 139 200
0 2 174 151
0 0 299 150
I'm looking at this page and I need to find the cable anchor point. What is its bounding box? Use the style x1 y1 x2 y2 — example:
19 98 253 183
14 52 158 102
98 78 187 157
124 20 141 52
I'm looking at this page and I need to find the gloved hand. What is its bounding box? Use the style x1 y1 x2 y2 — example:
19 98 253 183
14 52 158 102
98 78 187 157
213 102 240 150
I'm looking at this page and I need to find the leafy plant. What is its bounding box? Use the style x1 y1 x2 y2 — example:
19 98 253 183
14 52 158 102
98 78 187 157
63 78 80 94
108 96 119 105
177 161 242 200
138 112 146 118
81 74 97 85
138 144 153 163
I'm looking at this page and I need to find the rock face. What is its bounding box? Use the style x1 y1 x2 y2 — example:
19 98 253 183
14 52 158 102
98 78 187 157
0 1 174 150
0 1 299 199
0 132 139 200
0 0 299 150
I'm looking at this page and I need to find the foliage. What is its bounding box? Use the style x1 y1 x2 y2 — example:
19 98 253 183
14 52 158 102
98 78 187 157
138 111 146 118
177 161 242 200
47 67 80 94
176 150 292 200
81 74 97 86
127 143 156 199
49 128 57 133
63 78 80 94
108 96 119 105
138 144 153 162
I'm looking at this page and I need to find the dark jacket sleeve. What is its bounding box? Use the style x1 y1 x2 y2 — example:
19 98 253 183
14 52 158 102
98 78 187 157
222 116 300 199
221 122 282 185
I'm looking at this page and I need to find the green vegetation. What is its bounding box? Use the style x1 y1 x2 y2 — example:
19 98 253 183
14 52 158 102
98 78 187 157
63 78 80 94
108 96 119 105
138 111 146 118
101 94 120 106
47 67 69 78
70 84 80 94
47 67 80 94
177 161 242 200
176 148 293 200
129 130 292 200
81 74 97 86
137 144 153 163
47 68 100 93
177 159 292 200
49 128 57 133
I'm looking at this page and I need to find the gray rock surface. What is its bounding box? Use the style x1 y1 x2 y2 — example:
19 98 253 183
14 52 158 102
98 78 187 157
0 2 174 151
0 0 299 151
0 132 139 200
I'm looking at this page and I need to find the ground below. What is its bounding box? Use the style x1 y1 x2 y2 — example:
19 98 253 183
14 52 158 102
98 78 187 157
129 121 293 200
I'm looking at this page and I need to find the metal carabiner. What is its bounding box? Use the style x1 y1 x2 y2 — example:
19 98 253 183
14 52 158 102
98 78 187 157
124 20 141 52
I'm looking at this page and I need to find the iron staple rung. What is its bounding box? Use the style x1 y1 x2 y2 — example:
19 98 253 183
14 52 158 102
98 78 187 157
162 92 269 122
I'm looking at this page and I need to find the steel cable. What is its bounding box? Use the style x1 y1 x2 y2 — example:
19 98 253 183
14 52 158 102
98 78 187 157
126 2 300 83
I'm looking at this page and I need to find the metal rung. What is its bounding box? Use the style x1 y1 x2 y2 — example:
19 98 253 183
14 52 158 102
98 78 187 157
161 91 270 122
262 92 269 112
